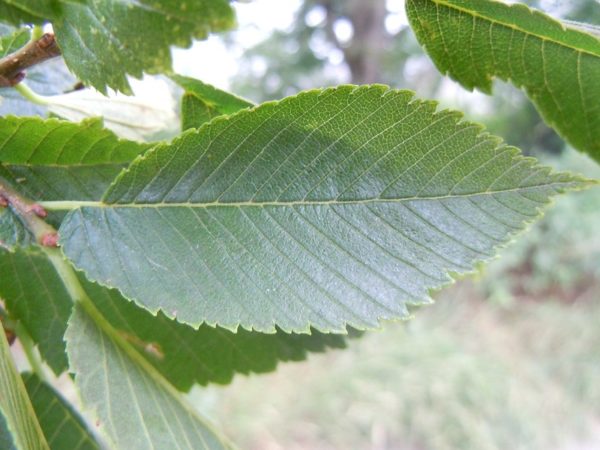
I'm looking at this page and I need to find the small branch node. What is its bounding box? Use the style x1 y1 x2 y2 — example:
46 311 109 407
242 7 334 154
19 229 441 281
0 316 16 346
0 33 61 87
41 232 59 248
0 178 58 245
29 203 48 218
5 329 16 346
37 33 57 51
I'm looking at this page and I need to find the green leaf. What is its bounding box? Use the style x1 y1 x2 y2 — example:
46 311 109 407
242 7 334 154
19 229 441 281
0 411 17 450
59 85 592 333
180 94 215 131
562 20 600 40
0 247 348 388
0 207 33 251
172 75 254 130
0 116 150 245
0 116 151 202
0 26 29 56
87 278 348 390
1 0 236 93
22 373 101 450
0 249 72 374
0 2 42 26
65 303 232 450
0 321 49 450
406 0 600 162
1 0 57 21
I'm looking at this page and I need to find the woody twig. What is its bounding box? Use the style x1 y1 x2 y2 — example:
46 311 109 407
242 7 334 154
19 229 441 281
0 33 61 87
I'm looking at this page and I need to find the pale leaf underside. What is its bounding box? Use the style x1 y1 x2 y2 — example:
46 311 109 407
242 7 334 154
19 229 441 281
90 277 348 390
0 322 48 450
0 207 32 250
66 305 231 450
59 85 589 333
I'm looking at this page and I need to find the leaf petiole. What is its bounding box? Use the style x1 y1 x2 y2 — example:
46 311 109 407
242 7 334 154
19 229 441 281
14 82 50 106
13 321 49 383
37 201 101 211
29 26 44 43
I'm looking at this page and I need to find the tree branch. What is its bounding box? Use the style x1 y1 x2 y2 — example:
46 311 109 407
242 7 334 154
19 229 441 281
0 33 61 88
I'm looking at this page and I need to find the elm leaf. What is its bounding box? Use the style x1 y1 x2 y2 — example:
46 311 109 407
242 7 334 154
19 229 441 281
65 303 233 449
0 250 72 373
0 246 349 388
171 75 254 130
0 116 150 202
1 0 235 93
21 373 101 450
0 319 48 450
59 85 593 333
406 0 600 162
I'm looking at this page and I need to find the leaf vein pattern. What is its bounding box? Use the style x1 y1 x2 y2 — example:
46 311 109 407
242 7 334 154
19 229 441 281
297 92 408 200
201 208 305 328
250 87 369 201
402 202 487 257
292 207 415 300
234 207 346 328
216 89 339 201
262 207 389 322
365 204 467 270
330 206 443 282
155 208 258 324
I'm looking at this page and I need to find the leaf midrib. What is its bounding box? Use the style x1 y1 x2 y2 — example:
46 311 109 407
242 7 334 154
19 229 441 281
2 162 130 168
40 181 581 210
429 0 600 58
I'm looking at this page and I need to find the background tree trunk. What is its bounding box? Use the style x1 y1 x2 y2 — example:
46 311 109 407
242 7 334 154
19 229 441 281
321 0 388 84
